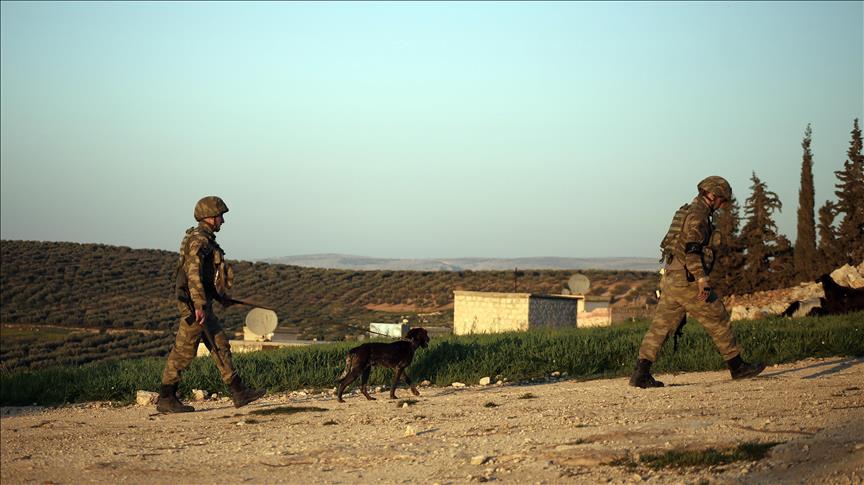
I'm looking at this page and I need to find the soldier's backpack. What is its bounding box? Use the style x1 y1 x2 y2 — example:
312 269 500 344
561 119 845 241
659 204 691 264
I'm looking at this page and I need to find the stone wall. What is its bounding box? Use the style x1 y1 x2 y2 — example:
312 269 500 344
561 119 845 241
453 291 531 335
454 291 582 335
577 308 612 327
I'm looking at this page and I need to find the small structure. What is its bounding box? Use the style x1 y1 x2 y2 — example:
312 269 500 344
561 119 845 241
579 296 613 327
453 291 585 335
197 308 325 357
369 322 409 338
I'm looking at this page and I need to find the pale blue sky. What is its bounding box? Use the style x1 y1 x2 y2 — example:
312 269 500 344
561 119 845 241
1 1 862 261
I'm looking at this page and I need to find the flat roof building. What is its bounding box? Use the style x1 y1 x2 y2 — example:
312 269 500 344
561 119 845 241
453 291 585 335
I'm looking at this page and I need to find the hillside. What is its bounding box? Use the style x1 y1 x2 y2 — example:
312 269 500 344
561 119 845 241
262 254 660 271
0 240 658 342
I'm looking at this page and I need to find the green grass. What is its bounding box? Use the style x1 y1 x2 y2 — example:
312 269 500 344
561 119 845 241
0 324 78 345
1 311 862 406
249 406 328 416
613 441 782 470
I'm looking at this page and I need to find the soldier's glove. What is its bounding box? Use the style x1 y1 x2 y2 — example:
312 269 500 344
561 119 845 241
696 278 712 302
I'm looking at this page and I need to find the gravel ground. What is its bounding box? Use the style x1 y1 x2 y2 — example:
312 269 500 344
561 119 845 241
2 357 863 484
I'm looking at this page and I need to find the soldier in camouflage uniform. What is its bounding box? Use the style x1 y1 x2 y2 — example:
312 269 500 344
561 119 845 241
157 196 266 413
629 176 765 388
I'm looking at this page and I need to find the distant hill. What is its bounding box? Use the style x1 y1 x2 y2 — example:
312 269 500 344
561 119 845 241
1 240 658 342
261 254 660 272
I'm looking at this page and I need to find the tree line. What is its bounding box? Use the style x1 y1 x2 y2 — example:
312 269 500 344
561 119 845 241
712 119 863 295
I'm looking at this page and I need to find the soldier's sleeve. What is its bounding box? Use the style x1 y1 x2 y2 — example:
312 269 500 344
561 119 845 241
185 237 208 311
681 210 710 281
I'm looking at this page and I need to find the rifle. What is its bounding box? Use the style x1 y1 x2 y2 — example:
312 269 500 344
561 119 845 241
200 323 226 370
672 314 687 352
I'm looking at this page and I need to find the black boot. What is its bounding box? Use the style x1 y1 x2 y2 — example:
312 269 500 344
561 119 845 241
727 355 766 380
629 359 664 388
229 376 265 408
156 384 194 413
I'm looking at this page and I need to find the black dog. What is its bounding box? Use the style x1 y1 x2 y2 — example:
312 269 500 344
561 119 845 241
336 327 429 403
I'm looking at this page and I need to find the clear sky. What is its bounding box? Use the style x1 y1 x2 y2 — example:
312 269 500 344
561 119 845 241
2 1 862 261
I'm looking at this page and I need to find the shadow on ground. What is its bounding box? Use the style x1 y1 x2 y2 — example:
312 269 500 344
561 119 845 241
760 357 862 380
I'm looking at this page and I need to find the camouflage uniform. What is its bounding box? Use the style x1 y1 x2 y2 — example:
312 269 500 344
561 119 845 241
638 196 740 362
158 196 265 412
630 176 763 388
161 222 237 386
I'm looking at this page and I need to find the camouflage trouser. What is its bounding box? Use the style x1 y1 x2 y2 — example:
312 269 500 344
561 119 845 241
638 270 740 362
161 301 236 386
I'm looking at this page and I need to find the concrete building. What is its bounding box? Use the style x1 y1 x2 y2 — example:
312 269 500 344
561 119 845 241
453 290 585 335
584 296 612 312
453 290 614 334
369 322 409 338
579 296 613 327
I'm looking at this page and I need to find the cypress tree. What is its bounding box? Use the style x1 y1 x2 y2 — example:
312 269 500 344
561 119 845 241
817 200 842 275
794 124 818 282
712 195 745 295
834 118 864 264
739 172 793 292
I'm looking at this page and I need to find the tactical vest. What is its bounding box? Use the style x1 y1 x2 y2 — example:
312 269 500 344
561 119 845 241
659 203 718 275
659 204 691 264
174 226 233 303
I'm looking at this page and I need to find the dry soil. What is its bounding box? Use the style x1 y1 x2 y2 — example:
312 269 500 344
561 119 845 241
2 357 863 484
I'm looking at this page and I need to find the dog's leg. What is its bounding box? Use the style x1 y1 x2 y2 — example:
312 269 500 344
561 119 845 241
337 367 362 403
337 355 363 403
360 367 376 400
390 367 404 399
402 370 421 396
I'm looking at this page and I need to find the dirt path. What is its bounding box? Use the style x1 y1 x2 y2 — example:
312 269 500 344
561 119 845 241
2 357 863 484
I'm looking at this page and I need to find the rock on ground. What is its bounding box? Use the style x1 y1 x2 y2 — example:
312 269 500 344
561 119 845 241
135 390 158 406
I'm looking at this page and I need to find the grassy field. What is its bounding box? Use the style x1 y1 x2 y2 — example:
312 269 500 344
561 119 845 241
1 324 78 345
1 311 862 406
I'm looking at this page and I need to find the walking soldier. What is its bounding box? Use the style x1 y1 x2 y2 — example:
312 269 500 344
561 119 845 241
157 196 265 412
630 176 765 388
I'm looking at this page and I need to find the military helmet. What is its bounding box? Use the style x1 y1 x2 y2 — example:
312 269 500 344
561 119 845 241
697 176 732 201
194 196 229 221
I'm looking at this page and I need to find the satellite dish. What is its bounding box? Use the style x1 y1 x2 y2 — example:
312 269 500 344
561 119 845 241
568 274 590 294
245 308 278 337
